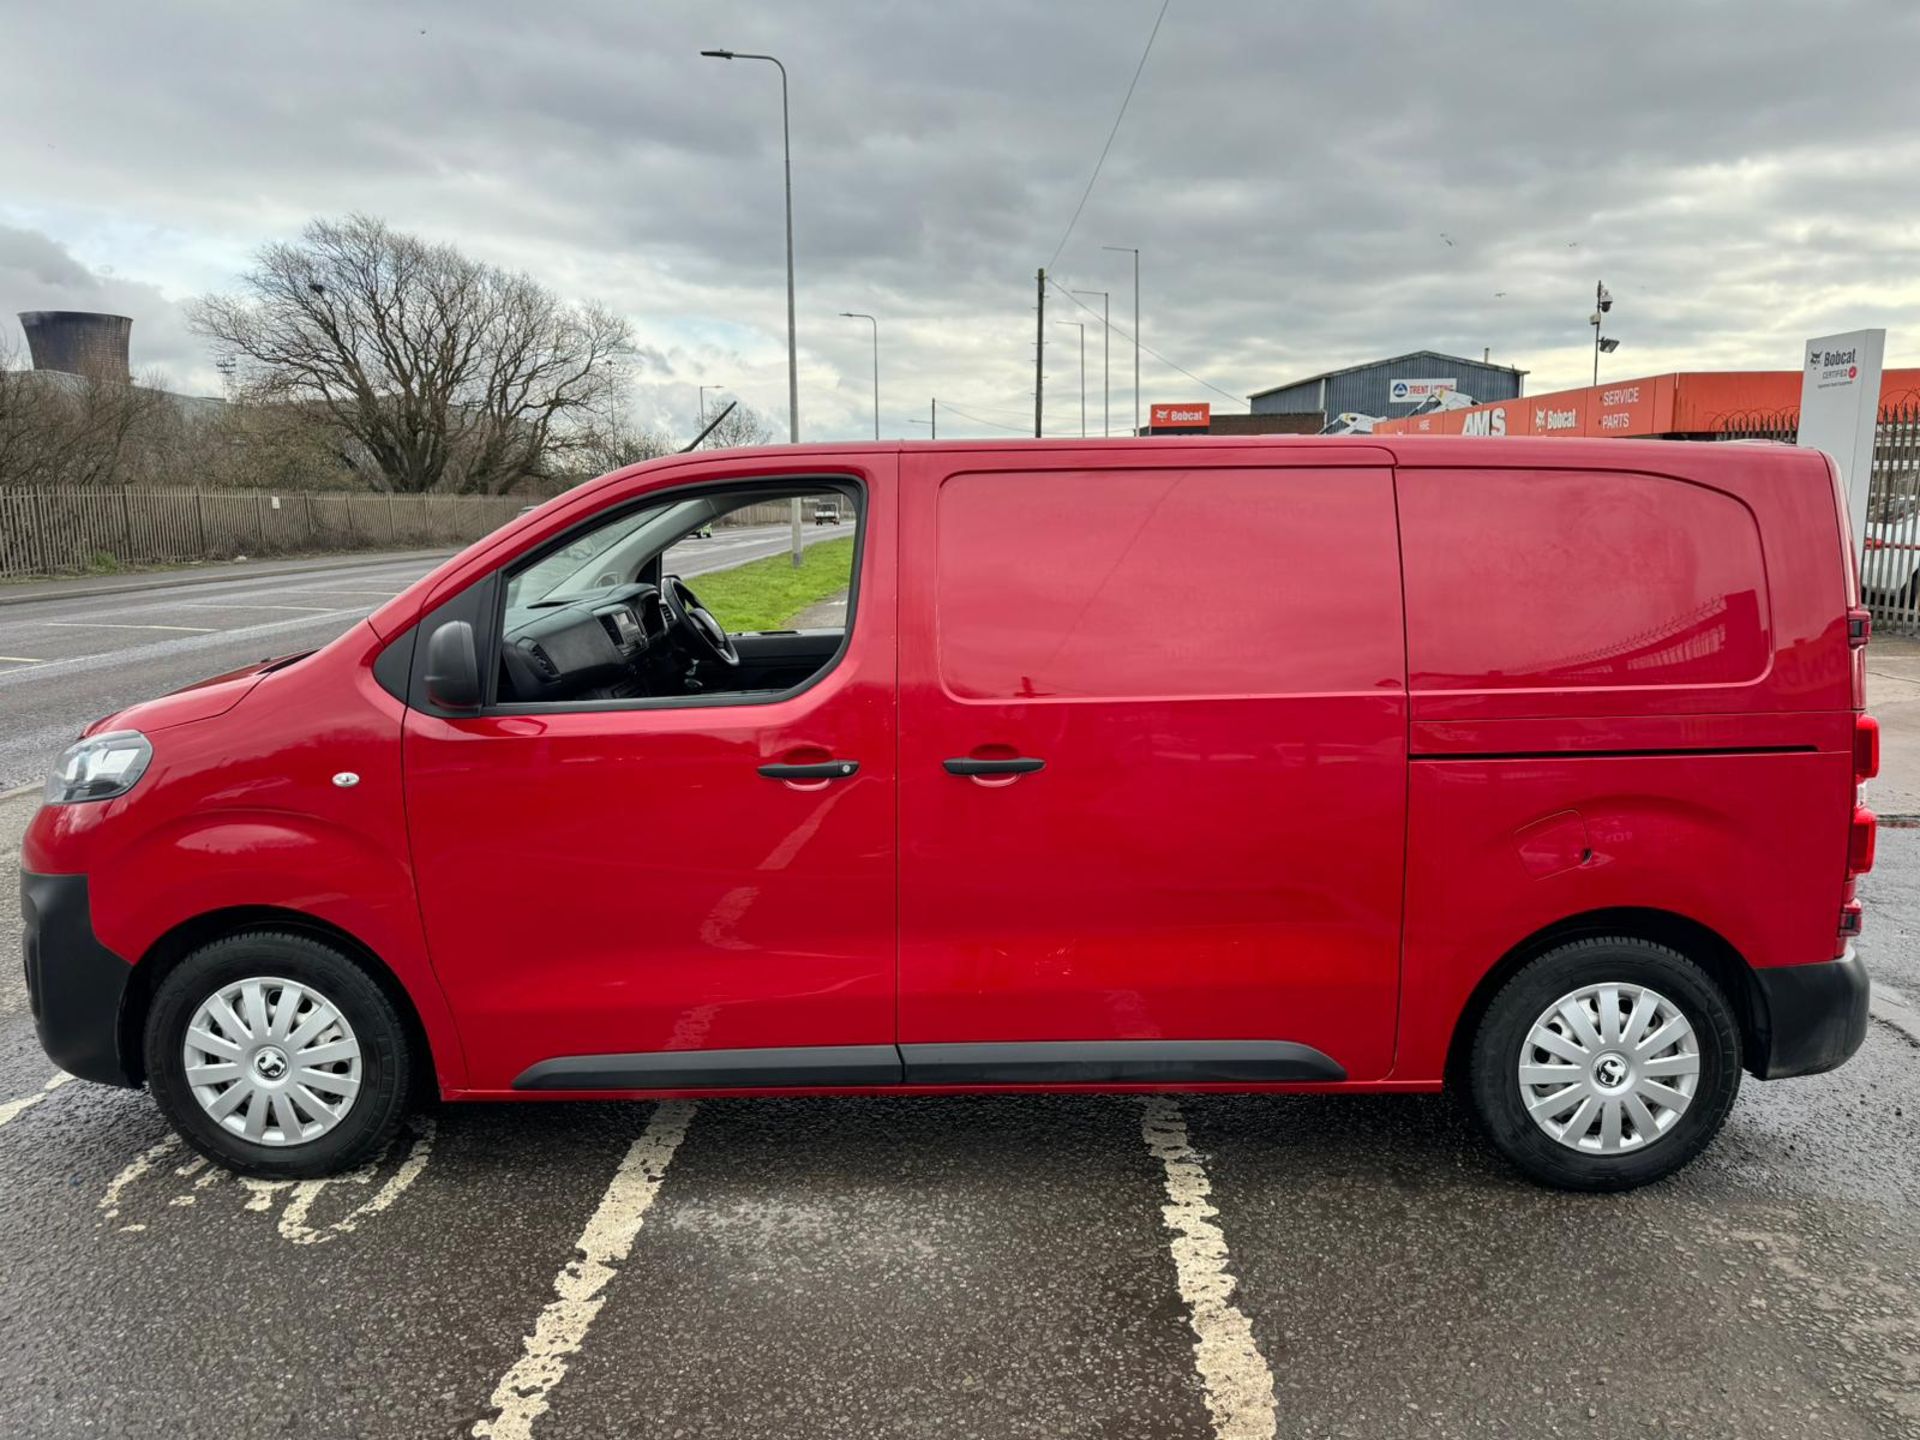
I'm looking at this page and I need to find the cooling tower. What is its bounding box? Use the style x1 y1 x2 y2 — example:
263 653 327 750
17 310 133 383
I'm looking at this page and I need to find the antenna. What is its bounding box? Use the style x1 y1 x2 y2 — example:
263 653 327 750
681 401 737 452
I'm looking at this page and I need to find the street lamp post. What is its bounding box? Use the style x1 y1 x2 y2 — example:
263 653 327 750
840 312 879 440
1073 289 1109 436
1591 280 1619 386
1056 322 1086 437
1103 245 1139 434
703 46 803 563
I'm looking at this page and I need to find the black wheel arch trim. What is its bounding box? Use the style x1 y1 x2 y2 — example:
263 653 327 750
1747 947 1870 1080
21 871 140 1087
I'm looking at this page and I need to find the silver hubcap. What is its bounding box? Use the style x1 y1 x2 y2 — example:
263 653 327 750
182 977 362 1147
1519 982 1701 1154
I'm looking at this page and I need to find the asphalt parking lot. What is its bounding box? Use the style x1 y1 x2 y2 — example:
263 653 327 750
3 565 1920 1438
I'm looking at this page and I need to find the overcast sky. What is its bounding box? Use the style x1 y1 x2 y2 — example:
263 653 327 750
5 0 1919 440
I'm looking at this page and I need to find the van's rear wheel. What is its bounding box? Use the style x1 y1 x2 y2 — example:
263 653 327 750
1468 937 1740 1191
145 932 411 1179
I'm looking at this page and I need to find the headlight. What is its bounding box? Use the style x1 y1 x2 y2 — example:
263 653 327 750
45 730 153 805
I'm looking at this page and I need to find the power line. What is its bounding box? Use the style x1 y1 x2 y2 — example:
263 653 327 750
1048 277 1242 407
940 402 1033 434
1046 0 1172 271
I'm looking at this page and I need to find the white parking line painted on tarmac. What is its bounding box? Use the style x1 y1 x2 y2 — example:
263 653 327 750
0 656 45 665
1140 1096 1278 1440
277 1117 436 1246
99 1135 182 1221
0 1072 73 1129
471 1101 697 1440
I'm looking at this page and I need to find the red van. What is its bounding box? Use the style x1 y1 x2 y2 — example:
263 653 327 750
21 437 1877 1190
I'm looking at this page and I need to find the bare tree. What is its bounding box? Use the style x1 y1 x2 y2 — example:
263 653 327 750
700 401 775 450
0 343 167 489
189 214 631 495
576 415 677 475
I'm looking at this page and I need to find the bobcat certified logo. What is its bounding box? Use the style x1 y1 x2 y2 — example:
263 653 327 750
1534 407 1579 433
1809 347 1860 389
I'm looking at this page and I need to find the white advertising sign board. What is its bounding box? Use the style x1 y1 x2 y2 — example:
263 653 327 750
1386 377 1457 406
1798 328 1885 564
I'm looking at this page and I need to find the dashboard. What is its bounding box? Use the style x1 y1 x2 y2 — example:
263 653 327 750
498 582 669 702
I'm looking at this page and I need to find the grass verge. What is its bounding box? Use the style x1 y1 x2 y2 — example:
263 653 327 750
690 535 855 632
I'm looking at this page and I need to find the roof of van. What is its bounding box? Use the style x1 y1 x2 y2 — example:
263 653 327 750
650 435 1813 470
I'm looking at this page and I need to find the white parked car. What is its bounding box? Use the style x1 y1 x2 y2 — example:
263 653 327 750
1864 490 1920 603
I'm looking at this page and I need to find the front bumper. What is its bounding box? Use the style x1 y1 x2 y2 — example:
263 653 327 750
20 871 139 1087
1749 948 1871 1080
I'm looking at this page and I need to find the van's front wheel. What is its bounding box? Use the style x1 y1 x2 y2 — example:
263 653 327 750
144 932 411 1179
1468 937 1741 1191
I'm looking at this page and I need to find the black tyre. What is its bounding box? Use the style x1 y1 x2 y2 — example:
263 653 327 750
1467 936 1741 1192
144 932 412 1179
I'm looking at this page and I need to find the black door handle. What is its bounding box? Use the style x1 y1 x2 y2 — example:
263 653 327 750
759 760 860 781
943 757 1046 776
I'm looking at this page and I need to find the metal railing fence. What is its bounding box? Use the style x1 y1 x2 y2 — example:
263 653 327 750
0 489 527 581
1715 400 1920 633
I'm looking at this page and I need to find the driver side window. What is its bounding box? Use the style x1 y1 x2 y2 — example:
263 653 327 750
493 483 862 710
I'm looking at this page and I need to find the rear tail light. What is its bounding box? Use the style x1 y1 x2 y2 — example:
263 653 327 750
1850 806 1878 874
1839 807 1876 954
1848 605 1872 648
1855 715 1881 781
1838 897 1863 950
1835 876 1862 956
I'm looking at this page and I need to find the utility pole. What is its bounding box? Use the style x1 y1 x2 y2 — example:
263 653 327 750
1034 268 1046 437
908 397 937 441
1104 245 1139 434
1073 289 1110 436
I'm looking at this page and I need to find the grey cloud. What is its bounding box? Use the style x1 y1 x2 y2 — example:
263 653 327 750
0 228 211 391
5 0 1919 438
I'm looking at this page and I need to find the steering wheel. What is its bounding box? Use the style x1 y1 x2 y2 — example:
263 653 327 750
660 575 739 667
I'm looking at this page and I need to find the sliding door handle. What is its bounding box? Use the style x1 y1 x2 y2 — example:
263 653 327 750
943 756 1045 777
759 760 859 781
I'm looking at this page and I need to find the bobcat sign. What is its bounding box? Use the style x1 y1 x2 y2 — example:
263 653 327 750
1798 328 1885 560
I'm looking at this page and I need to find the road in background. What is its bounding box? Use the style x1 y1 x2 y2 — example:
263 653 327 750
0 524 840 792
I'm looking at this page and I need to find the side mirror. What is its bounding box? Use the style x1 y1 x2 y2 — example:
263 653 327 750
424 620 481 711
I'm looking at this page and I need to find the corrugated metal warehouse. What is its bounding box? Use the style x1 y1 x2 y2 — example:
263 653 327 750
1248 350 1527 420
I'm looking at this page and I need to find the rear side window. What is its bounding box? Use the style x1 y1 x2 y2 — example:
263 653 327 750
1398 467 1771 690
935 466 1402 700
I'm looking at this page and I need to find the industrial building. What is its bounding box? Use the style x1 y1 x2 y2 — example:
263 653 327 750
17 310 133 384
1371 368 1920 439
1247 350 1527 423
